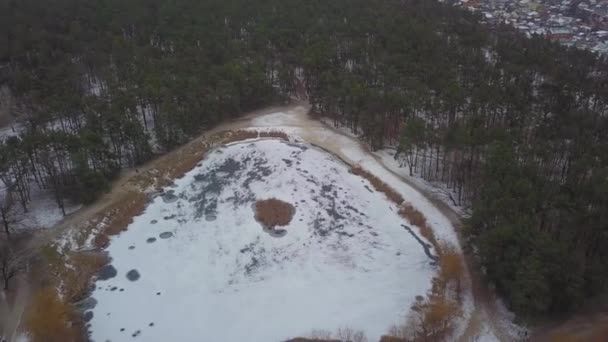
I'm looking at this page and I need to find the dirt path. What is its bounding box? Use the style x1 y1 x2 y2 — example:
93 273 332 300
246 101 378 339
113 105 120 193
1 275 30 342
7 101 511 341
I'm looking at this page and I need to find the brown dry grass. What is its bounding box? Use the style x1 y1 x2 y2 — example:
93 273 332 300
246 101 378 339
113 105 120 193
387 294 462 342
222 129 259 144
24 287 80 342
550 333 581 342
223 129 288 144
58 251 110 303
398 203 427 227
91 191 148 249
33 192 147 341
255 198 295 228
259 130 289 140
438 243 464 299
98 191 148 237
148 139 211 188
398 203 440 254
351 166 404 204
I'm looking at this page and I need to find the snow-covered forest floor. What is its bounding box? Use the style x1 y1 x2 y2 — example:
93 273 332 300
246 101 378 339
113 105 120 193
318 117 471 218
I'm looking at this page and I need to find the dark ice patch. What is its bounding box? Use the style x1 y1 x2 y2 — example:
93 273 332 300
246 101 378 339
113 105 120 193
159 231 173 239
305 178 318 185
216 157 242 177
146 237 156 243
150 220 158 224
245 257 260 275
76 297 97 311
226 190 255 207
83 311 94 322
128 245 135 250
313 216 330 237
345 205 366 217
190 159 242 219
325 207 345 221
97 265 117 281
126 269 141 281
286 142 308 151
344 204 357 212
242 156 273 189
320 183 346 221
270 229 287 237
401 224 438 263
337 231 355 238
161 190 178 203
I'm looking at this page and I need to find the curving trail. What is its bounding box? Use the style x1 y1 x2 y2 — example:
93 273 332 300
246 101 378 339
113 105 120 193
5 102 515 341
244 104 515 342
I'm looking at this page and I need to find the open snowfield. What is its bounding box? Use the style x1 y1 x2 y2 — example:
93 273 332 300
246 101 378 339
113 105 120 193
88 139 436 341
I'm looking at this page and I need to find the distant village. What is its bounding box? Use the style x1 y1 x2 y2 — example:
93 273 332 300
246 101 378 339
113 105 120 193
456 0 608 54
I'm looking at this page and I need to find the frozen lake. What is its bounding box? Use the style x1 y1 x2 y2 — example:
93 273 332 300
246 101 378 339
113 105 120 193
87 139 435 341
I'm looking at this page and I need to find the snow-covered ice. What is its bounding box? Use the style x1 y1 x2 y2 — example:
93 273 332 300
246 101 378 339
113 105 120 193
88 139 436 341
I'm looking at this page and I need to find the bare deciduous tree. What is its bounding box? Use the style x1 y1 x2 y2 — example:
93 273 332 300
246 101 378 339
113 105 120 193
0 243 28 291
336 327 368 342
0 192 24 237
0 85 16 129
